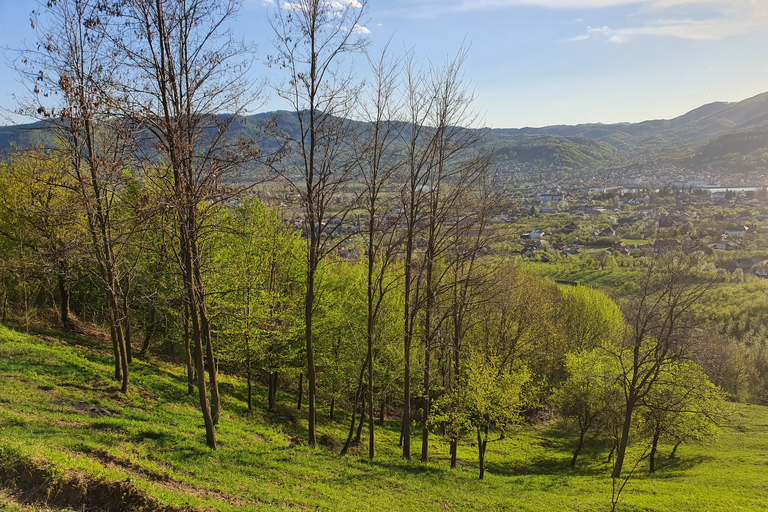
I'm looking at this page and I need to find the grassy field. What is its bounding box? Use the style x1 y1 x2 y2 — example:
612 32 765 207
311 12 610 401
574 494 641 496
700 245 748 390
1 323 768 511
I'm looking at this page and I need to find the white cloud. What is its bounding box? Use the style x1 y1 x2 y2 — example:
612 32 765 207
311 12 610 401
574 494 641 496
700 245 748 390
352 23 371 34
323 0 363 8
392 0 768 42
571 5 768 42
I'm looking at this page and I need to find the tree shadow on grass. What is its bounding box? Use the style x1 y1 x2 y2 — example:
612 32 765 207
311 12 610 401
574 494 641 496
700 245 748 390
649 454 716 477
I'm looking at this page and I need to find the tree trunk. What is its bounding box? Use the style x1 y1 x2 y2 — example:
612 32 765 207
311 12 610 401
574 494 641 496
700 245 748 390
183 304 194 395
139 331 151 355
181 218 215 449
297 373 303 411
122 296 132 364
670 441 681 458
247 357 253 412
402 243 413 461
612 400 635 479
306 255 318 447
450 439 457 469
268 372 278 411
57 271 70 328
649 430 660 473
341 393 359 456
379 396 385 425
117 321 129 394
477 428 487 480
421 370 430 463
355 395 366 445
571 429 586 468
329 398 335 422
110 324 122 382
198 294 219 425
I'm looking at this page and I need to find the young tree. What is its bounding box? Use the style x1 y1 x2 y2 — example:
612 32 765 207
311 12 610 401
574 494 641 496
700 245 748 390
551 349 623 468
210 200 304 412
268 0 368 448
432 348 531 479
637 360 727 473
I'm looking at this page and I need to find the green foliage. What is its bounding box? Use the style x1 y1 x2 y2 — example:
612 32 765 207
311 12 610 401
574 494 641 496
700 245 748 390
638 360 728 454
432 349 532 440
558 286 625 351
551 349 623 438
3 323 768 511
209 199 305 385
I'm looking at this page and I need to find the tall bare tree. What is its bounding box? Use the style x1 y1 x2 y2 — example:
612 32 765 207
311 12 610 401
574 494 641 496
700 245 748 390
608 253 716 479
20 0 133 392
399 47 490 462
349 45 405 459
112 0 260 449
268 0 368 448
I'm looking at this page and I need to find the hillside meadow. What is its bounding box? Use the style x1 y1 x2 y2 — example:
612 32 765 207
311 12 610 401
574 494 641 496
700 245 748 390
1 324 767 512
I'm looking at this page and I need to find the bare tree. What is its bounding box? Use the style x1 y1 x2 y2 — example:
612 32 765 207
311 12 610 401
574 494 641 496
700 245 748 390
344 45 405 459
112 0 260 449
399 47 490 462
268 0 368 448
19 0 134 393
607 252 717 479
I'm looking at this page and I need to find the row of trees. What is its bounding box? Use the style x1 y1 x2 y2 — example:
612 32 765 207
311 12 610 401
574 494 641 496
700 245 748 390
0 0 729 482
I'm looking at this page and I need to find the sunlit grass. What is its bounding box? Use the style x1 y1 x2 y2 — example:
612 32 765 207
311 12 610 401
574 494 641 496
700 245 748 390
2 323 768 511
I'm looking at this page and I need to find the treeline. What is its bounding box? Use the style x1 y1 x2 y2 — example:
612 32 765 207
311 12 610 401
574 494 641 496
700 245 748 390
0 0 733 485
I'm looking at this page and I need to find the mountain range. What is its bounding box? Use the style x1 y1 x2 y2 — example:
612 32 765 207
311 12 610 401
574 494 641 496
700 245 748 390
3 91 768 172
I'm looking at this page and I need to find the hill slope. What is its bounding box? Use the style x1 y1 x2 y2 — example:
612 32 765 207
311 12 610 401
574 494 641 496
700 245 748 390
2 324 768 511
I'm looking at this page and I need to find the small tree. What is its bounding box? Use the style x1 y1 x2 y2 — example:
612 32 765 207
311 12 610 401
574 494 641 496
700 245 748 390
432 349 531 479
551 349 623 468
637 360 727 473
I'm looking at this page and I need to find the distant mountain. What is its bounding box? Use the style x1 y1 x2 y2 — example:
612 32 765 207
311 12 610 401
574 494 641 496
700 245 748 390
485 91 768 170
3 92 768 172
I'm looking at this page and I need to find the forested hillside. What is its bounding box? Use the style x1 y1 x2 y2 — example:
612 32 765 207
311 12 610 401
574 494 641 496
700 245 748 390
3 1 768 511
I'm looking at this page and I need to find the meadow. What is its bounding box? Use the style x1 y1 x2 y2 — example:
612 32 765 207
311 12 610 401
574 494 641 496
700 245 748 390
1 324 767 512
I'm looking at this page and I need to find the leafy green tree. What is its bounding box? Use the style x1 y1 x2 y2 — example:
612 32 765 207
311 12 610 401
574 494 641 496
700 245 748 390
638 361 727 473
551 349 623 467
0 153 83 329
210 200 305 411
559 285 625 352
432 348 531 479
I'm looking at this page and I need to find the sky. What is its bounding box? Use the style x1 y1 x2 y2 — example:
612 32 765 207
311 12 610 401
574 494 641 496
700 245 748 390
1 0 767 128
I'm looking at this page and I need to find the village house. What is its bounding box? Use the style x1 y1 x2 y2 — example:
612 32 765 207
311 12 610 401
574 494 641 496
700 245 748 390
651 239 682 252
724 226 749 236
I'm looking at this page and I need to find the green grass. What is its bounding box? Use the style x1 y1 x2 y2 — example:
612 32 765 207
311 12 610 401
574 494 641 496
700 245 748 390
527 262 642 290
2 323 768 511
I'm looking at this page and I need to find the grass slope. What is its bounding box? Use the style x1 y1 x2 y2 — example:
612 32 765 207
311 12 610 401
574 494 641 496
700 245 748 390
1 324 767 511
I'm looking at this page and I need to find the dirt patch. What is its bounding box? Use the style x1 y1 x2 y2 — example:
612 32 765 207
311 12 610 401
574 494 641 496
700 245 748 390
0 450 183 511
286 435 304 447
88 449 250 508
90 449 173 483
534 438 556 448
73 403 119 418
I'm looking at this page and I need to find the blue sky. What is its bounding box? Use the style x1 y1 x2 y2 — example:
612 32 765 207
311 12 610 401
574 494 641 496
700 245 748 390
2 0 767 128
